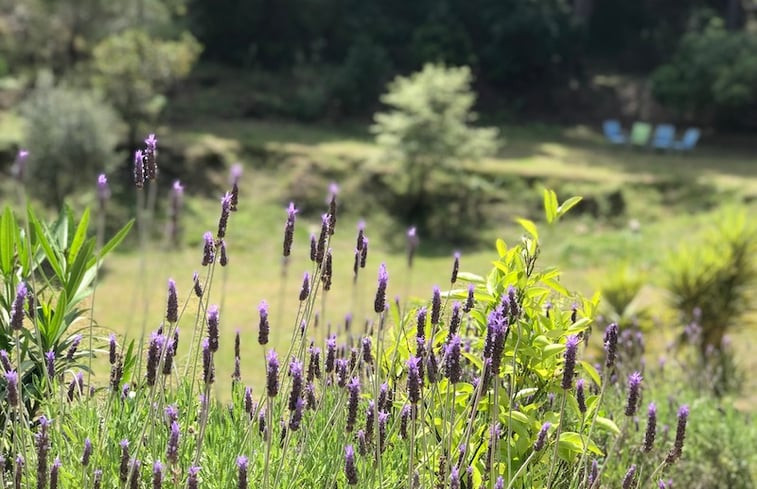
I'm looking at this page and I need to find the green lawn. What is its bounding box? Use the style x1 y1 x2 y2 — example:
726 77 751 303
82 117 757 405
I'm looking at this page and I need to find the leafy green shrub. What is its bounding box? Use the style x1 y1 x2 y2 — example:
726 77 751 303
19 80 120 207
651 15 757 126
371 63 499 242
665 207 757 356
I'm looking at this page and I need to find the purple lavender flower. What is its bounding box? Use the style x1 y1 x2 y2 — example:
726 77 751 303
50 457 61 489
450 466 460 489
344 445 358 485
0 349 11 371
236 455 249 489
400 404 411 439
463 284 475 313
576 379 587 415
361 337 373 365
36 415 51 487
288 358 304 411
165 279 179 323
494 476 504 489
134 150 145 188
336 358 348 388
364 401 376 442
93 469 103 489
119 440 130 482
129 458 141 489
229 163 242 211
325 335 336 373
406 227 419 268
360 237 369 268
643 402 657 453
146 333 165 386
378 382 390 412
193 271 203 297
164 405 179 425
97 174 110 208
356 429 367 455
219 239 228 266
201 232 215 266
415 307 427 339
322 248 333 291
108 334 118 365
252 300 269 346
534 422 551 451
45 350 55 378
622 464 637 489
6 370 19 406
152 460 164 489
406 356 422 404
10 282 27 330
202 338 215 385
207 305 220 352
187 466 200 489
378 410 389 452
666 405 689 463
444 334 462 384
243 386 254 418
169 181 184 246
426 346 439 383
490 309 508 376
66 333 82 361
562 335 580 390
266 350 279 397
448 302 461 340
431 286 442 324
81 437 92 466
451 252 460 284
258 408 267 437
166 421 180 464
316 213 329 263
374 263 388 313
346 376 360 432
217 192 232 239
604 323 619 370
144 133 158 179
299 272 310 301
289 396 304 431
625 372 643 416
307 346 321 381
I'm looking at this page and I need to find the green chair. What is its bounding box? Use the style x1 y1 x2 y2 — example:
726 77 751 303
629 122 652 147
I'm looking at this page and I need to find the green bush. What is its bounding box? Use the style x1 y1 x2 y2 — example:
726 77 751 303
371 63 499 242
651 16 757 126
20 79 120 207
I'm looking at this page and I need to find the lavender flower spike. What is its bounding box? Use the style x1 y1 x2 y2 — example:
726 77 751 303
643 402 657 453
50 457 61 489
431 286 441 325
450 466 460 489
153 460 164 489
12 149 29 180
622 464 637 489
46 350 56 378
187 466 200 489
604 323 619 369
201 231 215 266
576 378 587 414
406 356 422 404
533 422 551 451
299 272 310 301
562 335 580 390
10 282 27 330
6 370 19 406
257 300 270 345
625 371 643 417
166 421 180 464
444 334 462 384
344 445 358 485
464 283 475 312
207 305 220 352
236 455 249 489
166 279 178 323
283 202 297 257
81 438 92 466
451 251 460 284
217 192 232 239
97 174 110 206
201 338 215 384
374 263 388 313
665 405 689 463
346 376 360 432
134 150 145 188
266 350 280 397
119 440 130 482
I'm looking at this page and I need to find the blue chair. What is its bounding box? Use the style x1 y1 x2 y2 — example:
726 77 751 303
602 119 627 144
651 124 676 150
672 128 701 152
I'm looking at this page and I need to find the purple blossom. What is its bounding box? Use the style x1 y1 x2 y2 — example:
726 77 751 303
464 284 475 312
82 438 92 466
10 282 27 330
187 466 200 489
66 333 82 361
406 356 422 404
217 192 232 238
643 402 657 453
36 416 51 487
12 149 29 180
346 376 360 432
625 372 643 416
495 476 504 489
576 379 587 414
109 334 117 365
202 338 214 385
0 349 10 371
622 464 637 489
562 335 580 390
309 234 317 262
257 300 270 345
361 337 373 365
244 387 254 418
307 346 321 381
46 350 55 378
201 232 215 266
299 272 310 301
146 333 165 386
325 335 336 373
134 150 145 188
152 460 164 489
378 410 389 452
666 405 689 463
444 334 462 384
336 358 348 387
448 302 461 340
97 174 110 206
219 240 228 266
305 382 317 409
316 213 329 264
344 445 358 485
266 350 279 397
229 163 242 212
288 359 304 411
119 440 130 482
374 263 388 313
166 421 180 464
431 286 442 324
400 404 411 439
50 457 61 489
360 237 369 268
207 305 220 352
604 323 619 369
193 271 203 297
236 455 249 489
451 252 460 284
415 307 427 339
534 422 551 451
5 370 18 406
93 469 102 489
289 396 304 431
144 133 158 180
166 279 178 323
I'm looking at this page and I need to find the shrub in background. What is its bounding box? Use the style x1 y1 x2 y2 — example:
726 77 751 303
19 77 120 207
371 63 499 242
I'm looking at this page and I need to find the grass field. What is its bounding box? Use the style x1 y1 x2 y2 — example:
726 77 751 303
78 117 757 405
